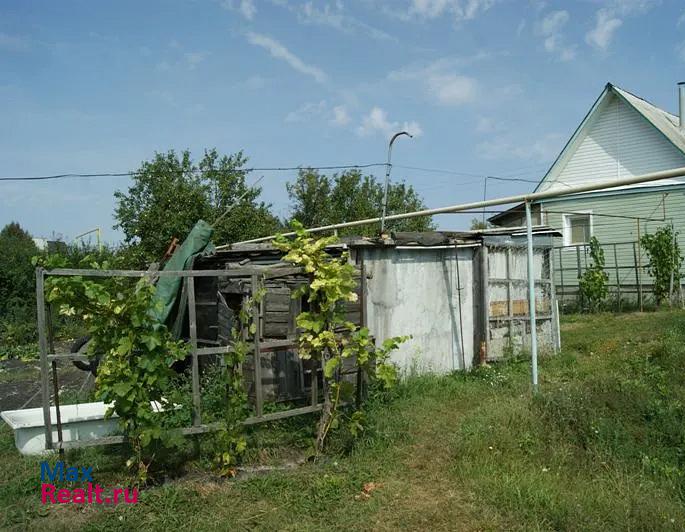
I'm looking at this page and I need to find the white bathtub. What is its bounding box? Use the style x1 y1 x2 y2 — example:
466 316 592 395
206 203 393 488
1 401 168 455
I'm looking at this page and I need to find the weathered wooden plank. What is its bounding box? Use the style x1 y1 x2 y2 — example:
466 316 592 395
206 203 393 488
243 404 322 425
186 277 201 426
252 274 263 418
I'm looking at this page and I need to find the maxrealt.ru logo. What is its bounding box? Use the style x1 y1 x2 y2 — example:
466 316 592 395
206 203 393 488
40 461 138 505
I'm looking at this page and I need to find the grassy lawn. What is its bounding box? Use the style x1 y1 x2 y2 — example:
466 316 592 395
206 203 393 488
2 310 685 531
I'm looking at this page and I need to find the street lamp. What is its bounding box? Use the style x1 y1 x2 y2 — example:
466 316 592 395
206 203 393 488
380 131 413 234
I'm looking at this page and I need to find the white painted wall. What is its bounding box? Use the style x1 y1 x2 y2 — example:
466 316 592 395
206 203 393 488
541 93 685 192
360 246 475 375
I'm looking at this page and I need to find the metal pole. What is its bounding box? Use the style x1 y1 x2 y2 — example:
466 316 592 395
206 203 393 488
375 131 412 234
482 176 488 225
36 268 53 450
226 166 685 247
669 222 676 305
525 201 539 391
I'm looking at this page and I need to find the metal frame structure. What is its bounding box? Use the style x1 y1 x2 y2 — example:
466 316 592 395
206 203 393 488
35 266 333 452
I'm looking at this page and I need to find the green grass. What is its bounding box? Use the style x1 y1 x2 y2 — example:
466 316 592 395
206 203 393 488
2 310 685 530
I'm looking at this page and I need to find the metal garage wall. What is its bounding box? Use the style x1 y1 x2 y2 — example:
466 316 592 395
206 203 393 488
359 246 476 374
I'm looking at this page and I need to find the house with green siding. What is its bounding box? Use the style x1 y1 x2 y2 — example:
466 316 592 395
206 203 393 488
490 82 685 307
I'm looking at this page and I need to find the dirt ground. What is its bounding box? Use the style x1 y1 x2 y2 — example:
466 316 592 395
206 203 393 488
0 358 93 411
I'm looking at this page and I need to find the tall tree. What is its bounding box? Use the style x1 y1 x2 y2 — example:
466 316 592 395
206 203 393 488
114 149 280 264
286 169 434 237
0 222 39 316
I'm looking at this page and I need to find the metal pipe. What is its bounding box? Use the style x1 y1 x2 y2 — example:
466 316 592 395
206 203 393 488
380 131 412 233
223 166 685 247
525 201 539 391
679 82 685 132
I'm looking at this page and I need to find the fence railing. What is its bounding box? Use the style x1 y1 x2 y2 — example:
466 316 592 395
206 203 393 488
553 240 685 312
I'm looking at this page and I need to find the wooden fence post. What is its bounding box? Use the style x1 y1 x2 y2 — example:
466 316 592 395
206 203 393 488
251 274 263 418
186 276 201 426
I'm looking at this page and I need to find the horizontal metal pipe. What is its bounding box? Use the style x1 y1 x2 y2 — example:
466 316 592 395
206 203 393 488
221 166 685 248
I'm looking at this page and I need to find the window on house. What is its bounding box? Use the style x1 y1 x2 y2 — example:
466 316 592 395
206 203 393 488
563 213 592 246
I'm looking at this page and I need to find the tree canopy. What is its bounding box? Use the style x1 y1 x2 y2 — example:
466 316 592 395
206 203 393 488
0 222 38 316
114 149 280 264
286 169 434 236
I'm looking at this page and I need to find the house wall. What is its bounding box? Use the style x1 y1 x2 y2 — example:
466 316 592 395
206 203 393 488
359 246 476 374
541 187 685 295
540 93 685 193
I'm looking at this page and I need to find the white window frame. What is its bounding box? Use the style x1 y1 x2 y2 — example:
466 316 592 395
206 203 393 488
562 210 593 247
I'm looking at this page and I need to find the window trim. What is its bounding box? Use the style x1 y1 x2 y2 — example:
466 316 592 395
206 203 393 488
562 210 593 247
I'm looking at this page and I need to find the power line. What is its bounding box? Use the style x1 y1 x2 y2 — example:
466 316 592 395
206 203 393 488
0 163 388 182
394 164 540 183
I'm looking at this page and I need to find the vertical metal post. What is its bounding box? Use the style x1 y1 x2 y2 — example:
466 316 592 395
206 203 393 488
525 201 539 391
186 276 201 426
558 247 565 312
576 246 582 309
613 244 621 312
669 222 676 305
636 219 643 311
478 243 489 364
548 248 560 353
36 268 53 450
633 241 643 311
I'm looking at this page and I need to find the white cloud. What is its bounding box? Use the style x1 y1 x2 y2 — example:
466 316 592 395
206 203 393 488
476 133 564 162
677 41 685 62
389 57 481 106
678 11 685 28
222 0 257 20
0 32 30 52
537 10 576 61
356 106 423 139
331 105 351 126
426 73 478 105
183 51 209 69
284 101 351 127
246 32 327 83
475 116 504 134
585 0 658 51
292 1 396 41
242 75 267 90
285 100 328 123
407 0 497 22
586 9 623 50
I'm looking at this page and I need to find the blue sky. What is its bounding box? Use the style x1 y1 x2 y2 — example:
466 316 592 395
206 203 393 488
1 0 684 244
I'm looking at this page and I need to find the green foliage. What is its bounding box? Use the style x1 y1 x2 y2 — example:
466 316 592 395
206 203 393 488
0 222 38 315
114 149 280 264
274 221 408 452
40 255 188 482
286 169 434 236
641 225 683 305
578 236 609 312
209 287 262 476
469 218 491 230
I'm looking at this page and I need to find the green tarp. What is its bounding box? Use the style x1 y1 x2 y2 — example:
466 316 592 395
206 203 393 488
151 220 215 334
